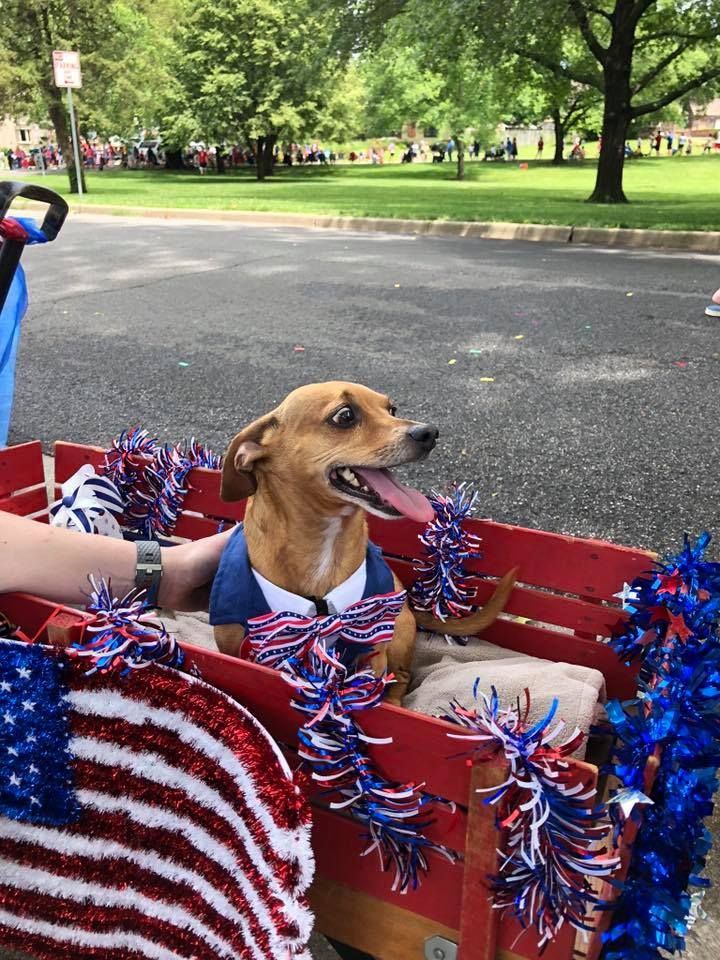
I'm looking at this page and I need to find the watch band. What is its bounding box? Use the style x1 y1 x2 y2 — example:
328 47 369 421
135 540 163 606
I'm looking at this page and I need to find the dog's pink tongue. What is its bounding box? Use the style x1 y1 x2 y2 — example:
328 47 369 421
354 468 434 523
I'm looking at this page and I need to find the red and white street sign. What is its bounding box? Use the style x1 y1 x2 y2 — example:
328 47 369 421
52 50 82 88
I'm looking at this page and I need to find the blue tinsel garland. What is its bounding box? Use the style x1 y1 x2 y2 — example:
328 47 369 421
600 533 720 959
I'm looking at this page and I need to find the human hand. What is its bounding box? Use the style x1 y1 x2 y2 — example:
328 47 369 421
159 528 234 611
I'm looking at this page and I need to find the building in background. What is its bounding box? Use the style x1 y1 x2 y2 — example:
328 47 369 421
0 116 56 150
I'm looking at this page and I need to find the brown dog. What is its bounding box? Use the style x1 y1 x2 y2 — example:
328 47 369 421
213 381 515 704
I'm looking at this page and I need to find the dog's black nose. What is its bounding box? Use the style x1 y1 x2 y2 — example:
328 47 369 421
407 423 439 451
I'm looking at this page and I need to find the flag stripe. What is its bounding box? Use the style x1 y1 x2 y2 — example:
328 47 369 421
75 789 312 937
70 711 311 892
0 828 279 958
0 884 222 960
70 735 301 895
74 764 306 922
0 910 186 960
68 684 306 838
0 860 245 960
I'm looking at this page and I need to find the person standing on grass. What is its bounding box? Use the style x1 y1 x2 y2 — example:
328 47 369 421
511 137 519 160
654 130 662 154
666 130 674 153
535 135 544 159
678 132 686 155
446 137 455 161
197 147 208 175
704 136 713 154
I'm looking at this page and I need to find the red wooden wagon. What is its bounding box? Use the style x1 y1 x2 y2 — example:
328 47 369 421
0 439 660 960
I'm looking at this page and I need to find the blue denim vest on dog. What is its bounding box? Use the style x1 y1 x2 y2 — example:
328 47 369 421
209 524 395 631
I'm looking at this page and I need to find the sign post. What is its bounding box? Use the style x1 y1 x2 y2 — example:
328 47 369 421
52 50 83 196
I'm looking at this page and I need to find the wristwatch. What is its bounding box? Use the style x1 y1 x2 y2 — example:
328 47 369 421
135 540 163 606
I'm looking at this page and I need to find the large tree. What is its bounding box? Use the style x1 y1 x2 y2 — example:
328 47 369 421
480 0 720 202
166 0 346 179
362 7 500 179
0 0 177 193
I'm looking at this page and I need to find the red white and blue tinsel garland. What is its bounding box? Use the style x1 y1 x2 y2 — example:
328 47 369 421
69 577 189 677
599 532 720 959
409 484 483 640
246 592 458 892
103 428 221 539
443 683 618 951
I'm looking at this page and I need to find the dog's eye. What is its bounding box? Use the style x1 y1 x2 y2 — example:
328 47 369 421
389 405 397 417
329 405 357 428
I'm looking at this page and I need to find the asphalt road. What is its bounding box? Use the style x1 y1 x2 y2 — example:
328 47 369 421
9 214 720 958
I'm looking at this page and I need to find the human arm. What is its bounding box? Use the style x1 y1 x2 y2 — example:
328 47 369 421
0 511 232 611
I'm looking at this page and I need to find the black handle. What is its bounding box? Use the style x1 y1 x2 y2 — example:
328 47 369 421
0 180 69 241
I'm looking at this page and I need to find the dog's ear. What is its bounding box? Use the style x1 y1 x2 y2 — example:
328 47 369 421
220 412 278 501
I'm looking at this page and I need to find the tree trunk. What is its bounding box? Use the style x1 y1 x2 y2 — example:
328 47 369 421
254 137 266 181
262 134 276 178
587 7 634 204
164 149 185 170
456 137 465 180
552 110 564 165
47 92 86 194
588 91 630 203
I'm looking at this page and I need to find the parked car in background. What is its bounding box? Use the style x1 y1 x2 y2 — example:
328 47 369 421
137 139 165 165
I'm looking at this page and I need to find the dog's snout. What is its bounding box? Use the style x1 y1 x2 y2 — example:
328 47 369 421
407 423 439 450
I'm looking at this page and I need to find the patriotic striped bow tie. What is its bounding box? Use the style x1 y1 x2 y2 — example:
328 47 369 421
247 590 407 669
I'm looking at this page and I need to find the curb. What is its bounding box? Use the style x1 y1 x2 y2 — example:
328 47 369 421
52 202 720 254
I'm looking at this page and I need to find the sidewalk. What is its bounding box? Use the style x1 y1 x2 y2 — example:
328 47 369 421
47 201 720 255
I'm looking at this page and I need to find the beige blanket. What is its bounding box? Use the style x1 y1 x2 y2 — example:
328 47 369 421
405 630 606 757
164 613 605 756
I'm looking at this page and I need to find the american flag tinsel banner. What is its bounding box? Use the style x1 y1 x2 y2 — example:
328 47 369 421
0 638 314 960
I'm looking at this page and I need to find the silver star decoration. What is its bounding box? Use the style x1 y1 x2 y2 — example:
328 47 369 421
6 746 18 756
29 764 38 774
2 712 15 726
21 700 36 712
15 667 32 679
25 733 37 743
8 773 21 787
609 787 654 817
30 796 40 806
613 582 640 609
0 681 11 692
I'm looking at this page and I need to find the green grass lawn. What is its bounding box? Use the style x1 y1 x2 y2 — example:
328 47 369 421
13 154 720 231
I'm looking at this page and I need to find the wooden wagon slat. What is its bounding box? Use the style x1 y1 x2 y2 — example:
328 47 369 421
0 486 49 518
309 875 459 960
0 440 45 497
388 556 627 637
311 803 464 930
479 617 637 702
0 593 86 643
369 515 655 603
184 642 475 806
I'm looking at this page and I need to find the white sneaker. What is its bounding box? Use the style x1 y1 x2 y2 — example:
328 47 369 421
705 303 720 317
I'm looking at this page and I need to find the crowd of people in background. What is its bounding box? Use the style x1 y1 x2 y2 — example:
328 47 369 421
3 127 720 175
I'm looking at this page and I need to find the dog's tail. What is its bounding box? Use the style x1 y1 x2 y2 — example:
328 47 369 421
411 567 518 636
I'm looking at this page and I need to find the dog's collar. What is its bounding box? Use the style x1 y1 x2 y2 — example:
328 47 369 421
251 560 367 618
